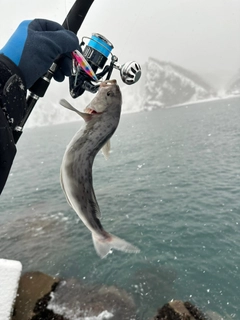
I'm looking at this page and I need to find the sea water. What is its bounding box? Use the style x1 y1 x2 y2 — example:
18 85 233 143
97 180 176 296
0 96 240 319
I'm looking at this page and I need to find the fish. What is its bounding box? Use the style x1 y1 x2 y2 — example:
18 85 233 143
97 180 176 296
60 79 139 258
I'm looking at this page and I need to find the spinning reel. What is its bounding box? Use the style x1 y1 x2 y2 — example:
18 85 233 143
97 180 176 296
69 33 141 98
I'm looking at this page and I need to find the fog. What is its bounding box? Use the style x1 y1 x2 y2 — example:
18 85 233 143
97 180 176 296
0 0 239 91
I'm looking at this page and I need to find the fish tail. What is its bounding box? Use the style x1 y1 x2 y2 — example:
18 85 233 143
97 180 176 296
92 232 140 259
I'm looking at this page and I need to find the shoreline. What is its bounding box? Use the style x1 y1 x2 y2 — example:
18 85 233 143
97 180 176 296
166 94 240 109
12 271 215 320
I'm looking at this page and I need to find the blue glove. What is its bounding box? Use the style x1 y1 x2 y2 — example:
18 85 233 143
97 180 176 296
0 19 79 89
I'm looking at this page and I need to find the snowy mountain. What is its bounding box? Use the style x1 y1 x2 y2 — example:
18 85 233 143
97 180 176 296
142 58 216 110
25 57 217 128
226 70 240 96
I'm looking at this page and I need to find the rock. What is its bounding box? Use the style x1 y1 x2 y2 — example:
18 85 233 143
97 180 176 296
152 300 209 320
47 278 136 320
12 271 59 320
12 271 212 320
13 273 136 320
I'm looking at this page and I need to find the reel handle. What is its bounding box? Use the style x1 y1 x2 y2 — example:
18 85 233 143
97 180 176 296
120 61 141 85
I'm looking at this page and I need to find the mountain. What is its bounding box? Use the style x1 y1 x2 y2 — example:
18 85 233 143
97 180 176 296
226 70 240 95
142 58 216 110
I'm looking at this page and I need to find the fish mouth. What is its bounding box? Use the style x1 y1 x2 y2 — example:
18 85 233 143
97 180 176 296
84 108 98 114
100 79 117 87
84 80 118 114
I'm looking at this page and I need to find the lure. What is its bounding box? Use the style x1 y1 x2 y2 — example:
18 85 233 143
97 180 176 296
72 50 98 82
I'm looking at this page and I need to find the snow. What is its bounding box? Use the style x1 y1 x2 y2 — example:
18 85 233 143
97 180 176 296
0 259 22 320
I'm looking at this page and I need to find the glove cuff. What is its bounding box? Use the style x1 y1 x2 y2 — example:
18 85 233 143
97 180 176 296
0 54 27 133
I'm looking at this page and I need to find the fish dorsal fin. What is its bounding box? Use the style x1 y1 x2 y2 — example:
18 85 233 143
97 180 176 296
102 140 111 160
59 99 92 122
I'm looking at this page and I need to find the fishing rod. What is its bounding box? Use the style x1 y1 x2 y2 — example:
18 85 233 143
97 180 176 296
13 0 95 143
13 0 142 143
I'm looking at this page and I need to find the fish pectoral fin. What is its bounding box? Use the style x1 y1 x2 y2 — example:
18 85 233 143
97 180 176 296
101 139 111 160
59 99 92 122
60 99 79 113
92 232 140 259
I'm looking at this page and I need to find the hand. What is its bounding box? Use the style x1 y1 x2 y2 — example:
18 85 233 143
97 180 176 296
0 19 79 89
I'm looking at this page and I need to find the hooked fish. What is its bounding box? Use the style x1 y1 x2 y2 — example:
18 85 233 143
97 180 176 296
60 80 139 258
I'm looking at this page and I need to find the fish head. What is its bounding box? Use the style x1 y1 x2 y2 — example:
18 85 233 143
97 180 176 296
84 80 122 115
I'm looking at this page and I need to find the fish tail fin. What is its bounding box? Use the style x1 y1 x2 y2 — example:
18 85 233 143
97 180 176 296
92 232 140 259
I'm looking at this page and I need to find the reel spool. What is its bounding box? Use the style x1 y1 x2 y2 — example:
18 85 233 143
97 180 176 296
83 33 114 72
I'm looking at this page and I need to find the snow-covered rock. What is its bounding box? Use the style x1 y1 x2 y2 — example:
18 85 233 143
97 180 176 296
142 57 215 109
0 259 22 320
226 70 240 96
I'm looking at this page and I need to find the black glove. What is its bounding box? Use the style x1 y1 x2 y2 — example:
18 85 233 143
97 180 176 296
0 19 79 88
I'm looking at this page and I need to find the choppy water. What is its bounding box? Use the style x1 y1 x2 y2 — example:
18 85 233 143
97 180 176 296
1 96 240 319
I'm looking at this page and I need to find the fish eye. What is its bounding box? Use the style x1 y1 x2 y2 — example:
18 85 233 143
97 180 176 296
107 91 112 96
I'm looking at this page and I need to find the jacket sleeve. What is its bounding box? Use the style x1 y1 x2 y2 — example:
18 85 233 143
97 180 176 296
0 54 27 194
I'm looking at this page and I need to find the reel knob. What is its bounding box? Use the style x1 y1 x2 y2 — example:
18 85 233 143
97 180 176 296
120 61 141 85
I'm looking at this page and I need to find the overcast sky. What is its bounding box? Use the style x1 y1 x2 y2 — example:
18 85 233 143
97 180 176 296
0 0 239 87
